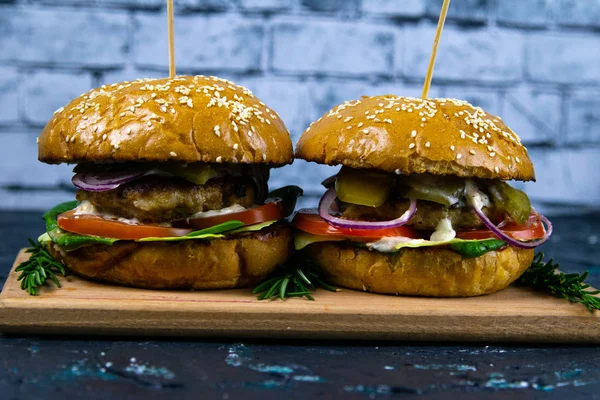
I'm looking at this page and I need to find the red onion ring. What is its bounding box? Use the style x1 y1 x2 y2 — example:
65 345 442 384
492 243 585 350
465 182 552 248
471 206 552 249
318 187 417 229
72 170 148 192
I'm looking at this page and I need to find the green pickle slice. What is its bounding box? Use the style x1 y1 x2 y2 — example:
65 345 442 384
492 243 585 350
335 167 391 207
487 181 531 224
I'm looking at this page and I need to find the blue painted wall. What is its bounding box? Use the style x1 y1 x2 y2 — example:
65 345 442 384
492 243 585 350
0 0 599 213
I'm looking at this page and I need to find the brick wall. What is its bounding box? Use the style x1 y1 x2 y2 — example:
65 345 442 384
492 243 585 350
0 0 599 213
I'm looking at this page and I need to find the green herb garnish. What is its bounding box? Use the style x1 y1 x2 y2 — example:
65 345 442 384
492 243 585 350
517 253 600 312
15 238 67 296
253 257 338 301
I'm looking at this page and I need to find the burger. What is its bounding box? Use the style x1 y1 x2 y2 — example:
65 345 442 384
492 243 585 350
293 96 552 297
37 75 299 290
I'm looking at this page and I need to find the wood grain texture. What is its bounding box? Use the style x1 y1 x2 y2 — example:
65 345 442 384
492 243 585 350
1 249 598 342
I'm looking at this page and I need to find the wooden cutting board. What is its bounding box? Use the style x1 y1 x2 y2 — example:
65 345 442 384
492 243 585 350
1 249 599 342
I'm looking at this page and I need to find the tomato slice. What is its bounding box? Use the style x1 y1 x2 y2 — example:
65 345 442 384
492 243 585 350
455 214 546 241
178 201 285 231
57 210 193 240
292 211 420 240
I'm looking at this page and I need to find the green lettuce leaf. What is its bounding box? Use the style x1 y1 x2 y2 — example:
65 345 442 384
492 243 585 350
267 185 303 217
43 201 118 251
294 230 506 258
186 220 245 236
449 239 506 258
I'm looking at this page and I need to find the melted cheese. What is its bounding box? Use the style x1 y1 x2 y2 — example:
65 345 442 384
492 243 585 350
366 237 428 253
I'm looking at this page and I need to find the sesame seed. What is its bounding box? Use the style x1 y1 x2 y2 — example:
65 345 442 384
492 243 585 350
120 112 125 118
362 129 369 134
216 156 222 163
460 130 466 139
411 130 417 137
456 154 462 160
233 143 239 150
170 151 177 157
346 125 352 130
161 106 167 113
65 135 69 142
495 166 499 173
54 107 64 115
114 143 119 149
266 119 271 125
469 149 476 155
36 137 39 144
515 156 520 163
421 117 426 122
425 141 430 148
147 121 152 127
395 169 401 175
344 116 353 122
409 143 415 149
490 152 496 157
357 122 364 128
102 134 107 141
262 154 267 161
171 108 175 114
384 118 392 124
126 128 131 134
450 145 455 151
214 126 220 137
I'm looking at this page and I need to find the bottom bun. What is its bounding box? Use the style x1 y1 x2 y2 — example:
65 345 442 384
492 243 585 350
305 243 534 297
50 224 292 290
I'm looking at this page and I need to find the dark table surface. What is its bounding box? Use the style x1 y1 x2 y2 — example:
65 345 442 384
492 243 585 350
1 211 599 399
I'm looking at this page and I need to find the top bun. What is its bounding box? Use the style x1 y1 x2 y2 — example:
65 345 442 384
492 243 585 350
38 75 293 166
296 96 534 181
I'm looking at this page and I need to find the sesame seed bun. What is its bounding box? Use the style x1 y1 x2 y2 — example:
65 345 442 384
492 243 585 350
305 242 534 297
38 76 293 166
296 96 534 181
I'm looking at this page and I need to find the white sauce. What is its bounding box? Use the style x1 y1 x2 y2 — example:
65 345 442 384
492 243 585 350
465 179 491 210
187 204 246 219
72 200 168 226
429 217 456 242
73 200 98 216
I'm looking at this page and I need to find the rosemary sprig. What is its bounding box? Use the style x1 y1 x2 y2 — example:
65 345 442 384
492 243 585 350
518 253 600 312
15 238 67 296
253 257 339 301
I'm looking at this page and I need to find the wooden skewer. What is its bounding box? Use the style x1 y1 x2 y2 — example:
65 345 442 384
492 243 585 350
167 0 176 78
421 0 451 99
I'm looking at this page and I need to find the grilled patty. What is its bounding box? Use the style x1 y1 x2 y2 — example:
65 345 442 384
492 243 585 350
339 198 501 231
76 176 255 223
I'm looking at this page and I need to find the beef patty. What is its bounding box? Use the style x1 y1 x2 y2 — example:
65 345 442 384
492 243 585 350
77 176 255 223
339 198 502 231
